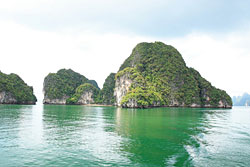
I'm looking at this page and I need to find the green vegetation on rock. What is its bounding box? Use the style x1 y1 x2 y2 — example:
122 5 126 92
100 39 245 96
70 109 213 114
88 80 100 90
66 83 100 104
115 42 232 108
43 69 100 104
0 71 37 104
100 73 116 105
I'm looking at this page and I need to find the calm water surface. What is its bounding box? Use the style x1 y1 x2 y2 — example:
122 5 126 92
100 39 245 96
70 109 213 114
0 105 250 167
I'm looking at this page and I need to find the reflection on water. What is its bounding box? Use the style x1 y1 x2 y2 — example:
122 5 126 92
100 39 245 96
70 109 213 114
114 107 208 166
0 105 250 166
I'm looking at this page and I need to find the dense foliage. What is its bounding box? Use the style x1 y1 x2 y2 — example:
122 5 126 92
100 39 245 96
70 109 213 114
116 42 232 108
0 71 37 103
43 69 99 100
189 68 232 107
88 80 100 89
100 73 116 105
66 83 100 104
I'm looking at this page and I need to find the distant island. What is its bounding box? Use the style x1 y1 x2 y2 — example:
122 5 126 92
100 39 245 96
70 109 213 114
0 71 37 104
43 69 100 104
232 93 250 106
43 41 232 108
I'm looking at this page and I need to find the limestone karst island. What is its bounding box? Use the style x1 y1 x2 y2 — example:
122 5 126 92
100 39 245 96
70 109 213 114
42 42 232 108
0 71 37 104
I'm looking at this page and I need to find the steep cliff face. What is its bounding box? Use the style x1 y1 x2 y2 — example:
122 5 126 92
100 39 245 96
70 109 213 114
114 73 133 106
114 42 232 108
0 71 37 104
43 69 99 104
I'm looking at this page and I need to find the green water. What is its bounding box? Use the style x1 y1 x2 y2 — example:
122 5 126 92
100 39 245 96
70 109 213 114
0 105 250 167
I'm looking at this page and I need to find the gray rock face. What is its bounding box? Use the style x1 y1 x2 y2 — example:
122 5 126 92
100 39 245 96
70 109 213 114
76 91 94 105
114 74 133 107
43 90 95 105
203 100 231 108
0 91 17 104
123 98 138 108
43 95 69 104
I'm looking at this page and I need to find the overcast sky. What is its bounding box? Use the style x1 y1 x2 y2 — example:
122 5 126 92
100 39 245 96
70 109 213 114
0 0 249 101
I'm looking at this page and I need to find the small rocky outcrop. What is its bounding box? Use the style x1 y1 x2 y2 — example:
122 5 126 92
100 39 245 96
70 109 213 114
67 83 100 105
77 92 94 104
43 69 99 104
113 42 232 108
0 71 37 104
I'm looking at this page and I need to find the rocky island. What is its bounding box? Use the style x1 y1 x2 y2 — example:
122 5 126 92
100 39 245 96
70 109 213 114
106 42 232 108
0 71 37 104
43 42 232 108
43 69 118 105
43 69 101 105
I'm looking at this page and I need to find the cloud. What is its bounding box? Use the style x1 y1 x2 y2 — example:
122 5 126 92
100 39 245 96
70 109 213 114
1 0 250 37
